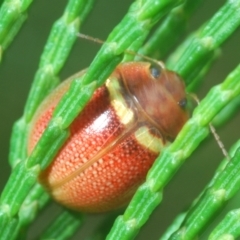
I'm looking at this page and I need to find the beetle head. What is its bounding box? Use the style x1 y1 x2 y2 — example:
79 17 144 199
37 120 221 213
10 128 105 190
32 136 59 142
117 62 190 141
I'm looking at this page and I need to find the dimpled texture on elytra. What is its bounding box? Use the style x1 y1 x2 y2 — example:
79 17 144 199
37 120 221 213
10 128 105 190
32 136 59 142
29 78 160 212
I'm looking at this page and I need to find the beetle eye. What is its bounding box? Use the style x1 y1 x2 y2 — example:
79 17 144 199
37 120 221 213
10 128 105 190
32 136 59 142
150 65 161 78
178 98 188 109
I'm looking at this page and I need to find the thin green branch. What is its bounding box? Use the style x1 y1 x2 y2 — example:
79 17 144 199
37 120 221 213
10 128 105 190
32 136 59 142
87 212 122 240
209 209 240 239
159 213 186 240
18 184 49 229
169 145 240 239
10 184 49 239
40 210 84 240
167 0 240 84
212 95 240 127
0 0 34 61
186 49 219 92
9 118 28 168
24 0 95 122
159 139 240 240
139 0 205 59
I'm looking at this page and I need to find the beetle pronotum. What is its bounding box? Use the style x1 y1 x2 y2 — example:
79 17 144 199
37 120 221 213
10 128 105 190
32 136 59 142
28 61 190 212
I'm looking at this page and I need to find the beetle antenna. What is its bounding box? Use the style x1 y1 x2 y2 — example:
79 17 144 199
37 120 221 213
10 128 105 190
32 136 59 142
208 124 230 161
77 33 105 45
190 94 230 161
77 33 160 66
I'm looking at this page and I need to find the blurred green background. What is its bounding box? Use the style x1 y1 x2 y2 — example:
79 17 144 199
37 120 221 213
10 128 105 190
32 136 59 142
0 0 239 239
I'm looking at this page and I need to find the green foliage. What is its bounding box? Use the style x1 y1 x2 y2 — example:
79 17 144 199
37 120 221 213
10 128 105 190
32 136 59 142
0 0 240 239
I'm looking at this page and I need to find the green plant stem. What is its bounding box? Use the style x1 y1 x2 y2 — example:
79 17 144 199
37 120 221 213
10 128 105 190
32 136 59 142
87 212 122 240
9 118 28 168
0 0 33 62
167 0 240 84
18 184 49 229
40 210 84 240
7 184 49 240
169 146 240 239
212 95 240 127
159 139 240 240
24 0 95 122
139 0 205 59
186 49 220 92
209 209 240 240
159 213 186 240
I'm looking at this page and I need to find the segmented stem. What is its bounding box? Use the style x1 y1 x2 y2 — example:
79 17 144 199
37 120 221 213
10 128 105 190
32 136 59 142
159 139 240 240
209 209 240 239
139 0 205 59
167 0 240 84
24 0 95 123
169 145 240 239
0 0 33 62
40 210 83 240
160 213 186 240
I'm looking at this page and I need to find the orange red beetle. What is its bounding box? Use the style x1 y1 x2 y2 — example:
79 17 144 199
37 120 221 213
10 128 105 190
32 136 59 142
28 62 190 212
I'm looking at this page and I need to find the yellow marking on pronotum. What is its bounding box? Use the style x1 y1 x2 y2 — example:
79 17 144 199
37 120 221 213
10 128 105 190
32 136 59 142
106 77 134 125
